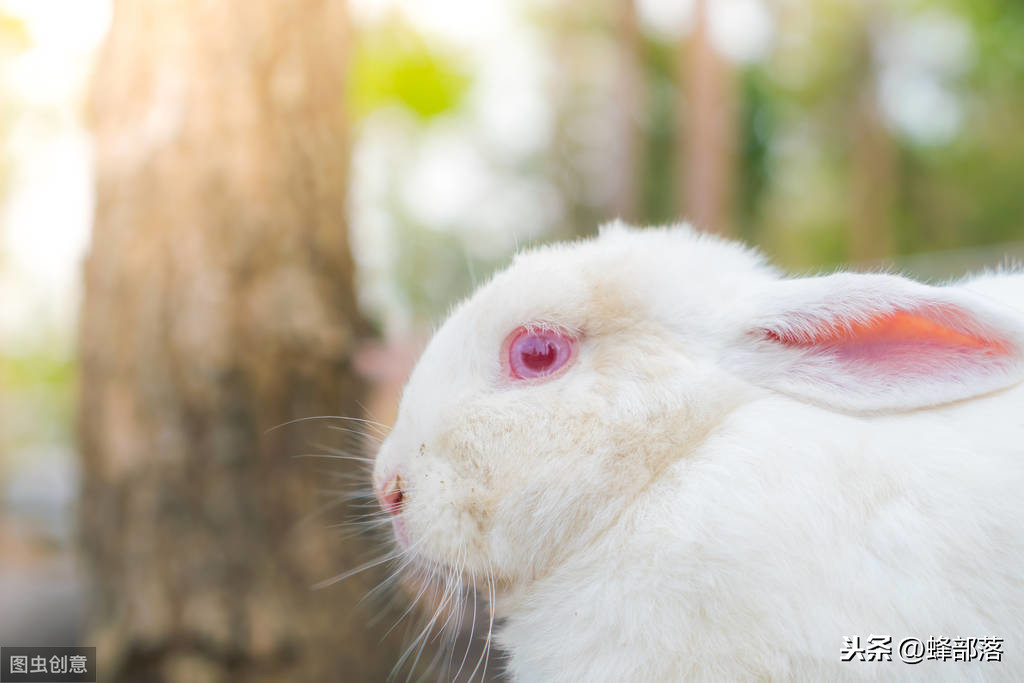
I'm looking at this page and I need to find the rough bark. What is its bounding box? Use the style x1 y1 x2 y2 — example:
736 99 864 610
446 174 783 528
78 1 401 680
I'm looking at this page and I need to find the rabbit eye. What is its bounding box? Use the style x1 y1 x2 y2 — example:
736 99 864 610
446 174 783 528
507 327 576 380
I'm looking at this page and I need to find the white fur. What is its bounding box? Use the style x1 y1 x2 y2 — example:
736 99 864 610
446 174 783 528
373 223 1024 682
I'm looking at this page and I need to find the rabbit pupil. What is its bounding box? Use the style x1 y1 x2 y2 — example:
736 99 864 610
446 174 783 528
507 327 575 379
521 337 557 371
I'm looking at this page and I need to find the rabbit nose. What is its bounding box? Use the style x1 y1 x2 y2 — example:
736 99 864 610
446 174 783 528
377 473 405 515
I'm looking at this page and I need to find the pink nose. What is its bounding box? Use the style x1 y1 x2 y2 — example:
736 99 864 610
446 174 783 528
377 474 405 515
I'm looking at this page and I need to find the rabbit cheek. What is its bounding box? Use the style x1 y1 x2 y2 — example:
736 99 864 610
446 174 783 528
396 451 497 570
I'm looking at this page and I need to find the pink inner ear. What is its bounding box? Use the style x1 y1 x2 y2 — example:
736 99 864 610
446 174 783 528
765 308 1012 369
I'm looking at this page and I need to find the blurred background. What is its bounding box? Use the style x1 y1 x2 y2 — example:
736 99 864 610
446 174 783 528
0 0 1022 680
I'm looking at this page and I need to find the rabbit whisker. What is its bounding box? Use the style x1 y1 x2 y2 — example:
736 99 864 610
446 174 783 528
265 414 390 437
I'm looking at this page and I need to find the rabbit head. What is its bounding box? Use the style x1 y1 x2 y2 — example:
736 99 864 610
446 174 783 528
372 222 1024 588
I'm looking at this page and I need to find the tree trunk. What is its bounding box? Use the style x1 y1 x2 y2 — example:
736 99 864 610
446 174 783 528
849 26 895 262
678 0 738 237
78 1 401 680
610 0 642 223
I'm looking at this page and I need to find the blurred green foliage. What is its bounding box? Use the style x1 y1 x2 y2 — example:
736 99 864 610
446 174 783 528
730 0 1023 268
0 349 76 467
348 21 470 121
0 351 74 391
351 1 1024 325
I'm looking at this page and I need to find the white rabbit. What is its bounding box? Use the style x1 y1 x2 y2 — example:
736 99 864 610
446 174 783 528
371 222 1024 682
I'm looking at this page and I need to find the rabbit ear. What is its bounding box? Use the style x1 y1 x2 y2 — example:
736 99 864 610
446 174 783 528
727 273 1024 413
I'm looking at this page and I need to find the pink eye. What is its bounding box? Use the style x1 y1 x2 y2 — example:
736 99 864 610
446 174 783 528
506 327 577 380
